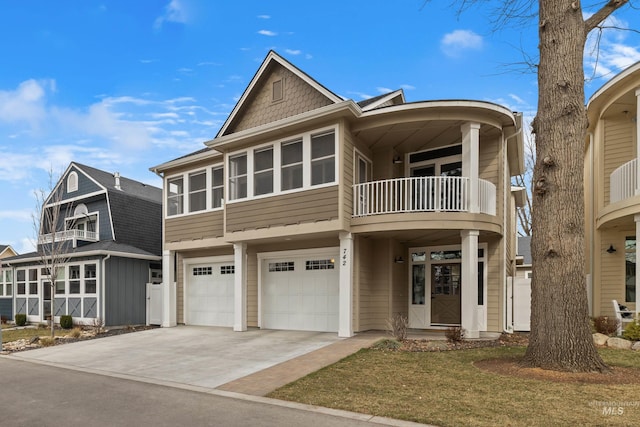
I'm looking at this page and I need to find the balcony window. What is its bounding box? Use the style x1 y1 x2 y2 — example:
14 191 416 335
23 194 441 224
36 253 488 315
229 154 248 200
189 171 207 213
167 176 184 216
311 131 335 186
254 147 274 196
212 166 224 208
282 140 303 191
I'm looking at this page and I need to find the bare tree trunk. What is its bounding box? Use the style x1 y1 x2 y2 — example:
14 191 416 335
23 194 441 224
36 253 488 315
522 0 608 372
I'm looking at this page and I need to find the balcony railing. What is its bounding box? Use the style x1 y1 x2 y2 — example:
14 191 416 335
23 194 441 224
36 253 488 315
610 158 637 204
353 176 496 217
38 229 99 245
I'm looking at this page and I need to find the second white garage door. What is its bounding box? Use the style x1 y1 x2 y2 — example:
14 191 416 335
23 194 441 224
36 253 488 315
261 250 339 332
186 261 235 327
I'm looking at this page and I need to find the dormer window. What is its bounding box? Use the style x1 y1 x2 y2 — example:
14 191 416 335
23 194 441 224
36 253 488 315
67 172 78 193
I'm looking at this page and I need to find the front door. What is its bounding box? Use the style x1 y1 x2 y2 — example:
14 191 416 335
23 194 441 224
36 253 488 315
430 264 461 325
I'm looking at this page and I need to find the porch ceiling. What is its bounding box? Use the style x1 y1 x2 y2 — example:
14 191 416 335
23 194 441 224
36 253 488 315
601 90 637 120
352 120 502 154
356 229 497 246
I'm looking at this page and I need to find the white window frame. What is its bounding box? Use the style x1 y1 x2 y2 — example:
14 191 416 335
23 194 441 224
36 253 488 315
226 125 338 204
166 176 185 216
165 163 224 218
67 171 78 193
188 170 207 213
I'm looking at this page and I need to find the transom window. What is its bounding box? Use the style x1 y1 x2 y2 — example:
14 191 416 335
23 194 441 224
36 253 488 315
228 126 337 201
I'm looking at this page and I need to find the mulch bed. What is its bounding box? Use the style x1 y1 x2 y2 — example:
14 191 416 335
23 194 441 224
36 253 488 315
399 332 530 352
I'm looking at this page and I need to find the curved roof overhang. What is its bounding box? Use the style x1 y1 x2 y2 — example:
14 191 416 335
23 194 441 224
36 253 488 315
587 61 640 130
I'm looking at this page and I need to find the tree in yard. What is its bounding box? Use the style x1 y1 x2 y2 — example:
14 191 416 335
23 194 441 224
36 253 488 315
426 0 632 372
33 170 72 338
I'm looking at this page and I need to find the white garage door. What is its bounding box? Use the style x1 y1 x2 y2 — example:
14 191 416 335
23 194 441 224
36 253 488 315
261 252 339 332
186 262 235 327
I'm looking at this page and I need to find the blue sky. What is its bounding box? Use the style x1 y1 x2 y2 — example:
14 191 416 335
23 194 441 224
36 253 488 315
1 0 639 254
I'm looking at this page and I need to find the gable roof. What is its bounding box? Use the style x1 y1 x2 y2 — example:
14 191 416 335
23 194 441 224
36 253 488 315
358 89 405 111
0 245 18 258
73 163 162 203
216 50 344 138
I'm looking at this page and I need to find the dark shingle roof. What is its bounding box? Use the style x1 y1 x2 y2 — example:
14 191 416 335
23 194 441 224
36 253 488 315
74 163 162 204
0 245 7 253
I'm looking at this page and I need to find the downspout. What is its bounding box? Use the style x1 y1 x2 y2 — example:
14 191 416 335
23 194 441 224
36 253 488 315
101 254 111 325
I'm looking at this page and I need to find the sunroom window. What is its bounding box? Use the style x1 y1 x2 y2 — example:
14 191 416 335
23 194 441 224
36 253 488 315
229 154 248 200
189 171 207 212
282 139 303 191
311 131 335 185
167 176 184 216
254 147 274 196
212 166 224 208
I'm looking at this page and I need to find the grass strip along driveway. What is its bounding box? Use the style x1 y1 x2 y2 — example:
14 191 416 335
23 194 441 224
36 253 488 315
268 345 640 426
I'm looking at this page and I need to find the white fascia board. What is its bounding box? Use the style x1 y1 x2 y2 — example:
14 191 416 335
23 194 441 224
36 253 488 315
360 89 406 111
8 250 162 264
205 101 362 149
149 149 222 175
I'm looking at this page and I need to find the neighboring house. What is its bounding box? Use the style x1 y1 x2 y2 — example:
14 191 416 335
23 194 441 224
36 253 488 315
0 245 18 321
1 163 163 326
516 236 532 279
151 51 524 338
512 235 532 332
585 61 640 319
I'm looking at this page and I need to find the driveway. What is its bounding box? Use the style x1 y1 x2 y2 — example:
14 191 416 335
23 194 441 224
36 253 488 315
9 326 340 390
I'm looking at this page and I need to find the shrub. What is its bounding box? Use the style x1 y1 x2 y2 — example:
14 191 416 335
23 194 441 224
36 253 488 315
593 316 619 336
445 326 465 343
69 327 82 338
15 314 27 326
39 336 56 347
386 313 408 341
60 315 73 329
92 317 105 334
1 315 8 324
371 338 402 351
622 319 640 341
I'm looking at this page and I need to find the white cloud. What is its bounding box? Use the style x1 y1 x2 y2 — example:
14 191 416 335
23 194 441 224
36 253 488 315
258 30 277 36
376 87 393 94
585 15 640 81
285 49 301 55
0 79 51 126
17 237 36 254
401 84 416 90
440 29 484 58
154 0 188 30
257 15 270 19
0 209 32 222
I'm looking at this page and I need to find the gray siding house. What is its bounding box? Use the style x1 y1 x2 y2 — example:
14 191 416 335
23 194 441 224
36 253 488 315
1 163 162 326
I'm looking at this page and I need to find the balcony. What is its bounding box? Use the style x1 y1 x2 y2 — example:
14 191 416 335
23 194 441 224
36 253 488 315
610 158 637 204
353 176 496 217
38 229 99 245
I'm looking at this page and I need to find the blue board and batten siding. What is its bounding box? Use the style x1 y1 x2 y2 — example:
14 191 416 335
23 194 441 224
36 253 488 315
104 256 150 326
0 298 12 321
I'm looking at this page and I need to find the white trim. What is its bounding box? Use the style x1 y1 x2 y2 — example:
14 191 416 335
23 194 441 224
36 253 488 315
44 190 106 208
67 171 78 193
164 162 225 219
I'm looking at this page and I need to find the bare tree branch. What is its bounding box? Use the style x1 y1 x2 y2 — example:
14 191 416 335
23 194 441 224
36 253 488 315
584 0 630 33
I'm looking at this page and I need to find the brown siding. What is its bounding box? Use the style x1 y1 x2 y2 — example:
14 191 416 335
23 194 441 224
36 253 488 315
226 187 339 232
227 63 334 134
603 118 634 205
166 211 224 242
358 238 392 331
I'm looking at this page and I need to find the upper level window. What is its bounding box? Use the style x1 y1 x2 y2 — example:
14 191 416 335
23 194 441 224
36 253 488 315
189 171 207 213
282 140 303 191
212 166 224 209
226 126 337 203
229 154 248 200
67 171 78 193
254 147 274 196
311 131 335 185
167 177 184 216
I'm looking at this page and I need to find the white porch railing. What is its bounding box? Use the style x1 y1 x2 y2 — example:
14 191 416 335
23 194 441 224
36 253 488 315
353 176 496 217
610 158 637 204
38 229 98 245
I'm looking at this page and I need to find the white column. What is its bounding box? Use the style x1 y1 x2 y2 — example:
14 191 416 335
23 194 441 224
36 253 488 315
233 243 247 332
339 232 354 338
461 123 481 213
461 230 480 338
161 250 176 327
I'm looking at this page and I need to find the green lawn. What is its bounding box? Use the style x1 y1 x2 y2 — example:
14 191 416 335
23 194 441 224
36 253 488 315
1 327 69 343
268 345 640 427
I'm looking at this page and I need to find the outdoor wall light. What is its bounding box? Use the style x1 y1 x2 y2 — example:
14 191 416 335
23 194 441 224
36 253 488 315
394 256 405 264
606 245 617 254
393 156 403 164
